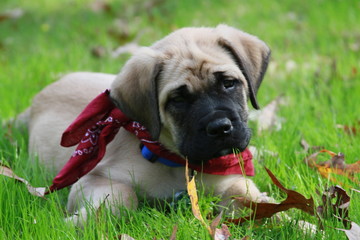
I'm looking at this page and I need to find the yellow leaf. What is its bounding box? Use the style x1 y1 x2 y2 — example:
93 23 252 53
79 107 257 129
185 160 212 234
304 149 360 186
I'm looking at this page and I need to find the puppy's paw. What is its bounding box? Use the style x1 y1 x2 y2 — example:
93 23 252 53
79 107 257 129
257 192 275 203
65 215 82 227
297 220 317 235
64 208 87 228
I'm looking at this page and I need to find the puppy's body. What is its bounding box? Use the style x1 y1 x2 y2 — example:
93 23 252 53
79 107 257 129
29 72 261 219
27 25 270 225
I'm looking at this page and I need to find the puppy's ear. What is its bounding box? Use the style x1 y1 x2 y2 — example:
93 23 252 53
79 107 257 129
110 47 162 139
216 24 271 109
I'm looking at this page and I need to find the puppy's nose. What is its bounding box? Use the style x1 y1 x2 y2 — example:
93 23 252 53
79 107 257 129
206 118 233 137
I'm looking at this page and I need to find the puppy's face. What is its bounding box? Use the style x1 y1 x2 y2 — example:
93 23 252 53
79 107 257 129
158 47 251 164
110 25 270 164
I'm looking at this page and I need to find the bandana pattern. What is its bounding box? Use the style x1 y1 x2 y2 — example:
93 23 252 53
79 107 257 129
47 90 254 193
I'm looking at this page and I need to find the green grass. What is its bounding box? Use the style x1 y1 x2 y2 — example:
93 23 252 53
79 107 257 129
1 0 359 239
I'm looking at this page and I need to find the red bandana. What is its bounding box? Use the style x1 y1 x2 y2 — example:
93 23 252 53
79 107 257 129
48 90 254 193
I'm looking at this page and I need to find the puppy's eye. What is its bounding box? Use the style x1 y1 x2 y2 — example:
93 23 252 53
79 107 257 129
223 79 235 89
214 72 238 90
171 96 186 103
167 85 191 108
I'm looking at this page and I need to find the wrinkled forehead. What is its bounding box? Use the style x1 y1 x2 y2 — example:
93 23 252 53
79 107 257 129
158 43 245 98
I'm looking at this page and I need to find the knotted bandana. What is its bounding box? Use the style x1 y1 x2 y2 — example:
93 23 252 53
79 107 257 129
48 90 254 193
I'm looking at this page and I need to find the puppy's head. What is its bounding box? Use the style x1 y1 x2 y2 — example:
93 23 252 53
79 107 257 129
111 24 270 164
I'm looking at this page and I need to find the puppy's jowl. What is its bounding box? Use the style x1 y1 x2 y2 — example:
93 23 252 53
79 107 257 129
26 24 271 225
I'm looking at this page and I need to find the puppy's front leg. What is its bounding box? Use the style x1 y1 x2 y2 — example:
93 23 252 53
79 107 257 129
66 174 138 227
201 174 271 210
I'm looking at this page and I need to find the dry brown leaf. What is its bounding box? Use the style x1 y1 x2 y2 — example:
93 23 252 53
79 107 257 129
210 211 231 240
91 46 106 58
240 237 251 240
304 149 360 185
210 211 223 232
169 225 177 240
227 167 315 224
336 120 360 136
300 138 311 152
317 185 350 227
118 234 136 240
336 222 360 240
214 224 231 240
96 194 110 223
0 164 46 198
299 138 324 153
107 19 132 44
0 8 24 22
90 0 112 13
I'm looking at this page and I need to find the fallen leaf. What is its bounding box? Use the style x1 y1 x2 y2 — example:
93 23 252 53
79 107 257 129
214 224 231 240
0 164 46 198
248 96 286 134
0 8 24 22
118 234 136 240
300 138 310 152
349 38 360 52
240 237 251 240
351 66 358 76
351 188 360 194
185 162 231 239
285 59 297 72
143 0 167 11
337 120 360 135
90 0 113 14
227 167 315 224
107 19 131 43
304 149 360 185
248 146 278 163
299 138 324 153
210 211 223 233
185 160 211 233
317 185 350 227
96 194 110 222
169 225 177 240
336 222 360 240
91 46 107 58
209 211 231 240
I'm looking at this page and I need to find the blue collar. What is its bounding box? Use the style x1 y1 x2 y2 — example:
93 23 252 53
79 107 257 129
140 145 183 167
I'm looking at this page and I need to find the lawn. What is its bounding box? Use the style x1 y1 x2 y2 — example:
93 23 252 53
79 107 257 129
0 0 359 239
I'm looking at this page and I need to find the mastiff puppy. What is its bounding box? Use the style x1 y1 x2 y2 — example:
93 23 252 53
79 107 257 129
26 24 271 225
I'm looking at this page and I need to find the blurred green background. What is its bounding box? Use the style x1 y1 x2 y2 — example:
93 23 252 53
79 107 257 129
1 0 358 118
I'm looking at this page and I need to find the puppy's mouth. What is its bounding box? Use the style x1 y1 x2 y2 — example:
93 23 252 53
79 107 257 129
214 148 234 158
